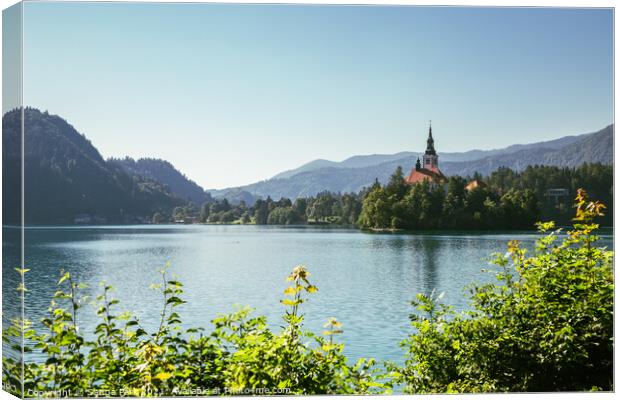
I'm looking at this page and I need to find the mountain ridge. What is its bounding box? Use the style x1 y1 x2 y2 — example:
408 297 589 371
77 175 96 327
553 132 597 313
108 157 212 206
210 124 613 202
269 131 592 182
3 108 187 224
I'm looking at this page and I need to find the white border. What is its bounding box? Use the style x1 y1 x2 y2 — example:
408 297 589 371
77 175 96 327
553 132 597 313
0 1 615 400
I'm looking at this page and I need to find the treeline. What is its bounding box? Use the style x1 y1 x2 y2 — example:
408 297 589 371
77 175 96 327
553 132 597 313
358 167 539 230
161 191 364 226
157 163 612 230
358 163 613 230
487 163 613 226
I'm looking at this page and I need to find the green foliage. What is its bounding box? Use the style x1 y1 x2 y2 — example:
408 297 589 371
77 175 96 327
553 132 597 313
4 266 387 397
244 192 361 226
488 163 613 226
359 168 540 230
266 206 303 225
359 164 613 231
391 189 613 393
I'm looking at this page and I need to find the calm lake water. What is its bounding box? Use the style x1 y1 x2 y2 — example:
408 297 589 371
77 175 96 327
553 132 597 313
2 225 613 364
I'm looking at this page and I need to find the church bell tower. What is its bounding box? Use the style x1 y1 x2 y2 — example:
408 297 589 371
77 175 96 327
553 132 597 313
422 121 438 171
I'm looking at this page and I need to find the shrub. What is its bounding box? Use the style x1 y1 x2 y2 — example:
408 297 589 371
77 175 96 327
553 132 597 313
390 189 613 393
3 265 387 397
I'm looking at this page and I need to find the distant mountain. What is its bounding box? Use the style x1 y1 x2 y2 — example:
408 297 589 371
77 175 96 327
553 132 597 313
269 133 588 181
2 108 185 224
441 125 613 177
210 125 613 202
271 152 417 180
109 157 211 206
209 188 258 206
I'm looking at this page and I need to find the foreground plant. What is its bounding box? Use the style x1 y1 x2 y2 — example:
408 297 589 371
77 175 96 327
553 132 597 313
3 265 387 397
391 189 613 393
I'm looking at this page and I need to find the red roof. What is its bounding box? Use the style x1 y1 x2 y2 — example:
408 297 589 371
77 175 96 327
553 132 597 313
405 167 447 185
465 179 487 191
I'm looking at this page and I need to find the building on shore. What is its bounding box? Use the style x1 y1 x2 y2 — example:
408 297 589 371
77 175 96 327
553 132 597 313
465 179 487 191
544 188 569 204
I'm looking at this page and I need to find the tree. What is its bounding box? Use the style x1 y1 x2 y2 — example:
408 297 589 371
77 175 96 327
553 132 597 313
307 193 337 223
267 207 303 225
200 202 211 222
254 199 270 225
172 206 185 221
293 198 308 218
152 212 166 224
341 193 362 225
357 186 391 229
385 166 408 199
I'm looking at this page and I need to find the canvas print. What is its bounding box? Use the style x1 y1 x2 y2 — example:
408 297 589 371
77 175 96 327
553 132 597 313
1 2 614 397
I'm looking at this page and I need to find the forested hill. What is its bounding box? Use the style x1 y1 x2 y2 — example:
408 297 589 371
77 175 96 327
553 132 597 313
210 124 613 201
441 124 613 177
108 157 212 206
2 108 185 224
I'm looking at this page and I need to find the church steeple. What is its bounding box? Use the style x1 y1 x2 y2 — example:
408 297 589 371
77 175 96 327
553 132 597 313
422 121 438 170
425 121 436 156
405 121 447 187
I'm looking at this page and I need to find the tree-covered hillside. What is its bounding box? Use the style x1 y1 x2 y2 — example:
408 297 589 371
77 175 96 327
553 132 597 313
2 108 185 224
109 157 212 206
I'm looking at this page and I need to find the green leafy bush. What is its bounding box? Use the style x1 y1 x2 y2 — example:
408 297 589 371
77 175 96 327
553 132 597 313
3 265 387 397
390 189 613 393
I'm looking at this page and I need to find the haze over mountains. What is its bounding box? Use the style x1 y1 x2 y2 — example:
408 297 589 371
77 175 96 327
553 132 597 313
2 108 613 224
209 124 613 202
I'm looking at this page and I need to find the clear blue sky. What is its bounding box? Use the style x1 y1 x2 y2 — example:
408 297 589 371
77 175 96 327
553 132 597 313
19 3 613 189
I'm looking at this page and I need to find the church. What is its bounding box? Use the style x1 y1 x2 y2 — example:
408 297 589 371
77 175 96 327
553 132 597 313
405 123 448 190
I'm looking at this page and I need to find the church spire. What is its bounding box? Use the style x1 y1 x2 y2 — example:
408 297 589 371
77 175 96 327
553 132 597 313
425 121 436 156
422 121 438 170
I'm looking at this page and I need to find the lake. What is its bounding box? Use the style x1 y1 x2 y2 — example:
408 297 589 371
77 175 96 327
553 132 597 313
2 225 613 365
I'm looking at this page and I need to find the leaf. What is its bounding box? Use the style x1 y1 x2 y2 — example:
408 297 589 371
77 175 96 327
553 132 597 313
306 285 319 293
58 272 70 285
45 357 58 365
166 296 185 306
154 372 172 381
283 287 298 296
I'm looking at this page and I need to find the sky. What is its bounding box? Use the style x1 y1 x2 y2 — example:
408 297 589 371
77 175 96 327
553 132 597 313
14 3 614 189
